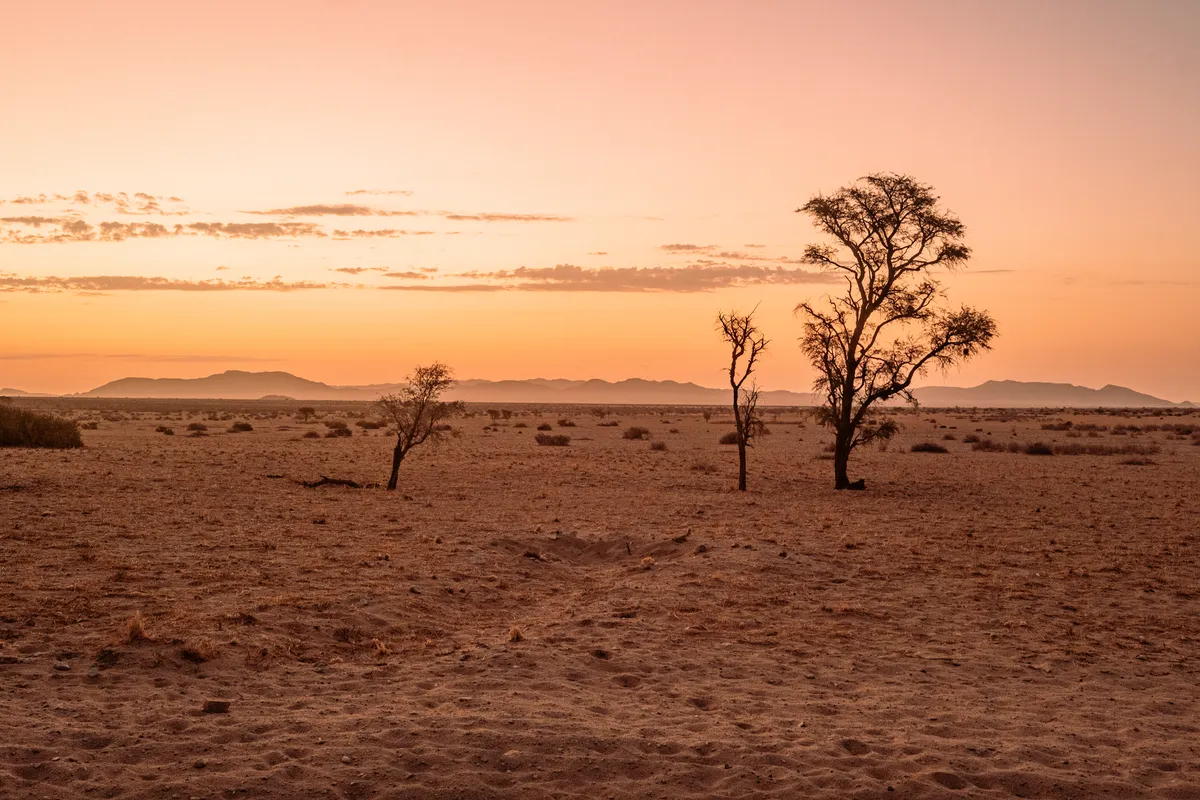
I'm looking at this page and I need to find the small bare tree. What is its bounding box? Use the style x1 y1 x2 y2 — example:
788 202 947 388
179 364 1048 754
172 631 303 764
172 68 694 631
296 406 316 423
377 363 464 491
718 309 768 491
796 173 998 490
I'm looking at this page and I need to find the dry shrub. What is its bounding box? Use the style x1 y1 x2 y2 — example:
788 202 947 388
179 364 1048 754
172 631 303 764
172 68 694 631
513 422 529 428
229 422 253 433
597 420 620 427
1053 442 1161 456
302 431 321 439
535 433 571 446
623 426 651 440
971 438 1005 452
911 441 949 453
690 461 717 474
556 419 577 427
179 638 218 663
1023 442 1054 456
718 431 739 445
127 611 149 643
508 626 523 643
186 422 207 432
963 433 980 443
649 440 667 451
0 406 83 449
536 423 553 431
325 427 352 438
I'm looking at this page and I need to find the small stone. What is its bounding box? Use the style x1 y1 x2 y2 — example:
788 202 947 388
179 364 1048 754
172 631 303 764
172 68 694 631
87 667 100 679
202 700 230 714
53 661 71 671
194 759 206 769
341 755 352 764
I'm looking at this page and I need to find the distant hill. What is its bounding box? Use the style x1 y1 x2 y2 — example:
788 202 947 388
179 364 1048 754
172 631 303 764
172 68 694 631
0 388 56 397
912 380 1182 408
65 371 1192 407
76 370 812 405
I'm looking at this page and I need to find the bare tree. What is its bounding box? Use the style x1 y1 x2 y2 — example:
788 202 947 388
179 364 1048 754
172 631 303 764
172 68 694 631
717 309 768 491
296 406 316 423
377 363 464 491
795 173 998 490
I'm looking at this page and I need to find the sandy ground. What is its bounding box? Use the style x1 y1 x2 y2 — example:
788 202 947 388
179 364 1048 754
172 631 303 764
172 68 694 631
1 403 1198 799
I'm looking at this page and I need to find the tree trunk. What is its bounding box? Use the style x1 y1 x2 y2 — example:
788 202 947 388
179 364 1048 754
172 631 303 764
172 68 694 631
737 440 747 492
387 442 404 490
833 430 852 490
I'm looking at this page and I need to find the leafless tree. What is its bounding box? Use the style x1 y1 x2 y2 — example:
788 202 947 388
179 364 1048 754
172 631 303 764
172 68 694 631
795 173 998 490
377 363 464 491
718 308 768 491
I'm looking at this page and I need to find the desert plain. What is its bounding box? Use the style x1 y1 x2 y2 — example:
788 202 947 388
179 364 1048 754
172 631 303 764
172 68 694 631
1 400 1198 799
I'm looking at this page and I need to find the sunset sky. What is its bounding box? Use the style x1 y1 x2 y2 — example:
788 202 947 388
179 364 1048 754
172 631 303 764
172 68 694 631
2 0 1197 399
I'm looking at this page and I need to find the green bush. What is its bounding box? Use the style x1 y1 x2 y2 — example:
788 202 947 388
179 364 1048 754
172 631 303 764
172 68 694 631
0 406 83 449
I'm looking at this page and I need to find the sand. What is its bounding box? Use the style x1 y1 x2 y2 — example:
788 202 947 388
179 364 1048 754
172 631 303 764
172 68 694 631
2 404 1198 799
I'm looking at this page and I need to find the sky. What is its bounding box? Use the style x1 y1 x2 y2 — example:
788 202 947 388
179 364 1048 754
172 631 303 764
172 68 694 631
1 0 1197 400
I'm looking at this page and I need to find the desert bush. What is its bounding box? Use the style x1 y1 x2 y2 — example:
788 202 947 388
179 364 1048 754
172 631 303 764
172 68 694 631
690 461 718 474
80 421 99 430
324 420 349 430
325 427 353 438
597 420 620 427
355 419 385 430
1023 442 1054 456
962 433 980 443
718 431 739 445
537 423 553 431
971 438 1005 452
186 422 208 432
513 422 528 428
229 422 253 433
911 441 949 453
302 431 321 439
1053 442 1161 456
623 426 651 440
557 418 577 427
1041 421 1073 431
1120 457 1156 466
0 406 83 449
156 426 175 436
649 440 667 451
942 433 957 440
535 433 571 446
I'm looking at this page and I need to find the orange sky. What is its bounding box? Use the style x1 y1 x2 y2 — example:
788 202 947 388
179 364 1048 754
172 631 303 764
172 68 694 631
1 0 1197 399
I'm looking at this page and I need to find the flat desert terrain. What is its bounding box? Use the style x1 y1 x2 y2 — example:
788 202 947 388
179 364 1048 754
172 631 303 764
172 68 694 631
2 402 1199 799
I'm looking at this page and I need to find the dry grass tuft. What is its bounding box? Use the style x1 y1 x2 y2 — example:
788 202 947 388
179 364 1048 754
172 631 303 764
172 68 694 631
508 626 523 642
127 611 149 643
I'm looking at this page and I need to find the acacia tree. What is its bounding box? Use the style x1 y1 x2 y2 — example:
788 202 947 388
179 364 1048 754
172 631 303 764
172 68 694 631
717 309 768 491
795 173 998 490
377 363 465 490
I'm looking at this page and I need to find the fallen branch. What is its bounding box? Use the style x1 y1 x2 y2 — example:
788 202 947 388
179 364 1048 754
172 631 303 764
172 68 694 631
301 475 362 489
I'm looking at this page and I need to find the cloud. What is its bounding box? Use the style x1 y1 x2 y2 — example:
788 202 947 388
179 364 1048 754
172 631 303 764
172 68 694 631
2 191 189 215
588 251 609 255
187 222 326 239
383 263 835 292
660 243 715 253
0 273 336 294
345 189 414 196
744 243 765 248
381 271 429 280
440 212 573 222
331 266 390 274
245 204 420 217
330 229 435 238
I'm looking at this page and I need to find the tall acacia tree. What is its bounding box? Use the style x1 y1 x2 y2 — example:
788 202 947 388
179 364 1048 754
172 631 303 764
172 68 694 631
717 308 768 491
377 363 464 490
796 173 997 490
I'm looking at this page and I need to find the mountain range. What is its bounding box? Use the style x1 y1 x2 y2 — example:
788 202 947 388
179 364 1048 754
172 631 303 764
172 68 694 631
0 371 1192 407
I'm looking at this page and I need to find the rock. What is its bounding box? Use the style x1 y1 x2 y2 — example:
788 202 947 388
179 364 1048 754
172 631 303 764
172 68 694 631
341 755 352 764
194 759 207 769
202 700 230 714
87 667 100 678
53 661 71 671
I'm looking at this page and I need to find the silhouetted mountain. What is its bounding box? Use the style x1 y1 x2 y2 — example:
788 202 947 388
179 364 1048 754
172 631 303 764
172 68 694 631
912 380 1182 408
65 371 1191 407
0 388 56 397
